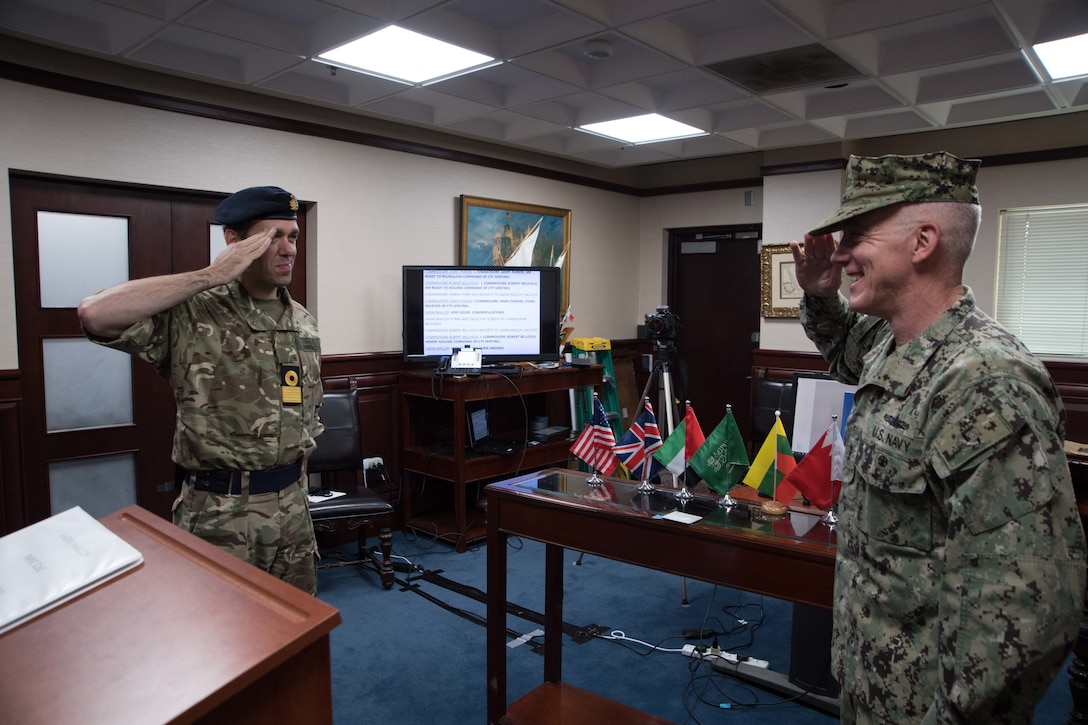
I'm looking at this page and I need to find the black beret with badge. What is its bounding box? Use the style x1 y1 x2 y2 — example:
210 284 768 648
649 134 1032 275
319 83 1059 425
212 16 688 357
214 186 299 228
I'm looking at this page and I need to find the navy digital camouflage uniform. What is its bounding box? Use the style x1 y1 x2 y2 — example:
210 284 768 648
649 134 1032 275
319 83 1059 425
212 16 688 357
93 281 324 594
801 287 1085 723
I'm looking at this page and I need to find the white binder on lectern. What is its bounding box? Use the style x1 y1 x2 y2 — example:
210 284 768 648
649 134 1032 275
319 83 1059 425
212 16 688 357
0 506 143 635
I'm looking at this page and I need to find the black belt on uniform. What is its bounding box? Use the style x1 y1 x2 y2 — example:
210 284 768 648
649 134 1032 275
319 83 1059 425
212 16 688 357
187 461 304 495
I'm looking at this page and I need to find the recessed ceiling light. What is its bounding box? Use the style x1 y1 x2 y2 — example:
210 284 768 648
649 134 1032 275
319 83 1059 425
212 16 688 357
316 26 498 85
1033 32 1088 80
579 114 706 144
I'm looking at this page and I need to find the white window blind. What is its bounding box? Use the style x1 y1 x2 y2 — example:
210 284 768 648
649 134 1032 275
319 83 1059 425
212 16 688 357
996 205 1088 357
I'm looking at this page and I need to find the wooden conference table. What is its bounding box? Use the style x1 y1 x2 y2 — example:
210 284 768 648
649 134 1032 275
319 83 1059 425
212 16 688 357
485 468 837 725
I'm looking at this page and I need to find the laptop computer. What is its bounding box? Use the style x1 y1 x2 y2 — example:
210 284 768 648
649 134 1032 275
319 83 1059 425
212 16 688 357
466 405 520 456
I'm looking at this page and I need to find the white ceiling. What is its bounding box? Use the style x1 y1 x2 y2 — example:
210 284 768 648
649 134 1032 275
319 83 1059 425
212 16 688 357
3 0 1088 169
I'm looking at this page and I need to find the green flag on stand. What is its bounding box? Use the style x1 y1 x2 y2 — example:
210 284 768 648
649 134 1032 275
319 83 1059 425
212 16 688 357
689 407 749 496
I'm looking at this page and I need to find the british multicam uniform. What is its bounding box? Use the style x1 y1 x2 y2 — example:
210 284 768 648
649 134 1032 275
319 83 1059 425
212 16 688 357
801 153 1086 723
88 187 323 595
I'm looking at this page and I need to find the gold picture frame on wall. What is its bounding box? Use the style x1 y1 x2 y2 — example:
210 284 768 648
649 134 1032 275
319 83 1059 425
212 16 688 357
760 243 802 318
459 195 571 311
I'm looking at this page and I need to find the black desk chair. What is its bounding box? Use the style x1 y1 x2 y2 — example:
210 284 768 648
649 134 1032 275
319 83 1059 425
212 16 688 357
750 375 796 456
307 388 395 589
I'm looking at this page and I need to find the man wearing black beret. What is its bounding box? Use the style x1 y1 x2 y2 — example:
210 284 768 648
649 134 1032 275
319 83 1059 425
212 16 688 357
79 185 323 595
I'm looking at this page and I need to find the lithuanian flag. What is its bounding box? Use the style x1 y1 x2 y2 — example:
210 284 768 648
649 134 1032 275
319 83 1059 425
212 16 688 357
742 415 798 503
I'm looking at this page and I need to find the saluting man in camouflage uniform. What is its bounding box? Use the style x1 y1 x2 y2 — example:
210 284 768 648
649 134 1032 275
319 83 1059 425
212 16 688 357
79 186 323 595
789 153 1085 723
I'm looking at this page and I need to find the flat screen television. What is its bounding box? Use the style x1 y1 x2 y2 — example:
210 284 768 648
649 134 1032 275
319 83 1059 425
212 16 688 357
402 265 562 366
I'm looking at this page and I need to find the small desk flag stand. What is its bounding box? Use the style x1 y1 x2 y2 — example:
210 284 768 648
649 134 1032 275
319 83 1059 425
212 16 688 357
760 410 788 517
717 404 739 509
675 475 695 504
636 397 658 495
674 399 698 506
821 414 840 528
584 392 607 488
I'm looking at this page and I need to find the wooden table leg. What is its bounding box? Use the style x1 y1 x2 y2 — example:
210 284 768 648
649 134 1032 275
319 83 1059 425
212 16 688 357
544 543 564 684
487 503 508 724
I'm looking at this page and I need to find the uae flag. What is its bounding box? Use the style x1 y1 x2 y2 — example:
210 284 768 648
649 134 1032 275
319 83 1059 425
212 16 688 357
653 403 703 476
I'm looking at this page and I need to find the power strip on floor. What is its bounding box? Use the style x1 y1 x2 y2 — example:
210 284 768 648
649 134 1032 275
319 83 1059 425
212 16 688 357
681 643 769 669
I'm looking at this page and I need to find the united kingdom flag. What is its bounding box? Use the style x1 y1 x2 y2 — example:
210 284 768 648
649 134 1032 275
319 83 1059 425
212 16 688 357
613 398 663 481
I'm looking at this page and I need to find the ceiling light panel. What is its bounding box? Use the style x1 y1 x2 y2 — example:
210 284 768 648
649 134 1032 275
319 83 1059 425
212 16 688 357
317 26 497 85
1034 32 1088 80
579 113 706 144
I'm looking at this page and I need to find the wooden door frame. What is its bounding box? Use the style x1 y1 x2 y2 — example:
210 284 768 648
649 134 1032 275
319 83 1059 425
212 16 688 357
665 223 762 440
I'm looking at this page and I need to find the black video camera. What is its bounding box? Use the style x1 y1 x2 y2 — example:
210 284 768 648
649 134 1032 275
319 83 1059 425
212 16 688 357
644 305 681 342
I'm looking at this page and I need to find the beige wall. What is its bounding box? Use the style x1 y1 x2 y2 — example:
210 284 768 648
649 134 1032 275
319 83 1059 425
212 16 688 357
0 79 642 366
636 187 762 325
2 77 1087 370
759 169 844 352
754 158 1088 353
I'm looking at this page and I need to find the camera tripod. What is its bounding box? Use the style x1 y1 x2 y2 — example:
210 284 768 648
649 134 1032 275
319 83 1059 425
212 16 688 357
628 335 685 496
640 306 684 436
636 337 703 604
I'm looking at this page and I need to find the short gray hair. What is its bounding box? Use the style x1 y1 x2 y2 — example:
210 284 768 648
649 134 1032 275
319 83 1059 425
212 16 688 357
936 202 981 269
900 201 980 270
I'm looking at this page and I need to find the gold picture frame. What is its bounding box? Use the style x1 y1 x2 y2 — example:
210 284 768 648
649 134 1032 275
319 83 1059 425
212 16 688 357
760 243 802 318
459 195 571 310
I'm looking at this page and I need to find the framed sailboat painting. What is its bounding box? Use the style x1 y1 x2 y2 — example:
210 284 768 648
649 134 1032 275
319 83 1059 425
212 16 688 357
459 195 571 310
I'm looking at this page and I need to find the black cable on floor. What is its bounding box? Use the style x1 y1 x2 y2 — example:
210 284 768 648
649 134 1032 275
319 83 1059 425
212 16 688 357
418 568 608 643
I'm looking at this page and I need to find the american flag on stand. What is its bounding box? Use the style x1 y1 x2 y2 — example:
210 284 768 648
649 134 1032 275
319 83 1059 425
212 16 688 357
570 396 619 476
613 399 662 480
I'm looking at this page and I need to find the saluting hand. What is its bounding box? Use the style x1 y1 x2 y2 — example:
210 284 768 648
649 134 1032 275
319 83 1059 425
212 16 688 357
789 233 842 298
210 227 276 285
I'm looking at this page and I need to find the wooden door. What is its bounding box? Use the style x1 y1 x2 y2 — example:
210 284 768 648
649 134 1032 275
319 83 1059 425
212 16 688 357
10 174 307 529
665 225 761 442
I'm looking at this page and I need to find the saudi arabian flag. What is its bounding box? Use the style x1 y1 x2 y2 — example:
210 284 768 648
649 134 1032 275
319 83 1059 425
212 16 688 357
742 416 797 497
689 407 750 496
653 420 688 476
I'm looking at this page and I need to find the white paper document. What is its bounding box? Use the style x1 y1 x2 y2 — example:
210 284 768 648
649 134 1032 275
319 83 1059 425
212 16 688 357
660 510 702 525
0 506 143 635
307 490 347 504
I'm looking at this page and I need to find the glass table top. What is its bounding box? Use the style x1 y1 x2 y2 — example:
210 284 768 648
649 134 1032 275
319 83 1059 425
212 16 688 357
489 468 837 549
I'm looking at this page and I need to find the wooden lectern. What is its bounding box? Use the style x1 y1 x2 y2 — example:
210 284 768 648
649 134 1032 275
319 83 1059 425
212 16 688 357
0 505 341 724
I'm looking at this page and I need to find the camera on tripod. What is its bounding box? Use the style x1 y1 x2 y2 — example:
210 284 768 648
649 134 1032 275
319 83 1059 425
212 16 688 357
644 305 681 342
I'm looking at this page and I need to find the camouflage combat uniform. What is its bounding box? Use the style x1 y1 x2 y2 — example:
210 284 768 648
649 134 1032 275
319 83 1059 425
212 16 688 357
93 281 324 594
801 287 1085 724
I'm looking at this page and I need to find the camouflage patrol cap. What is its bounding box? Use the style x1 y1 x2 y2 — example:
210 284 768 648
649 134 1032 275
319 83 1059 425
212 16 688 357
215 186 299 228
808 152 980 236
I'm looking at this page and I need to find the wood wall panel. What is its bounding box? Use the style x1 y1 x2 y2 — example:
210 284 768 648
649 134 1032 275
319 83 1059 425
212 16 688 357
319 353 404 522
750 350 1088 444
751 349 827 379
321 352 425 487
2 351 1085 536
1048 359 1088 445
0 399 25 534
0 370 24 533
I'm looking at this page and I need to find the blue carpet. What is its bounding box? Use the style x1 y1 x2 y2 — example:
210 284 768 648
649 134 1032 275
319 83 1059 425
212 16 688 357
317 532 1074 724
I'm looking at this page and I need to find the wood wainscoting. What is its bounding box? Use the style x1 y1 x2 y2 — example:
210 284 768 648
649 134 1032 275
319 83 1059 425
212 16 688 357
0 371 25 535
0 347 1081 537
0 354 414 536
752 349 1088 445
